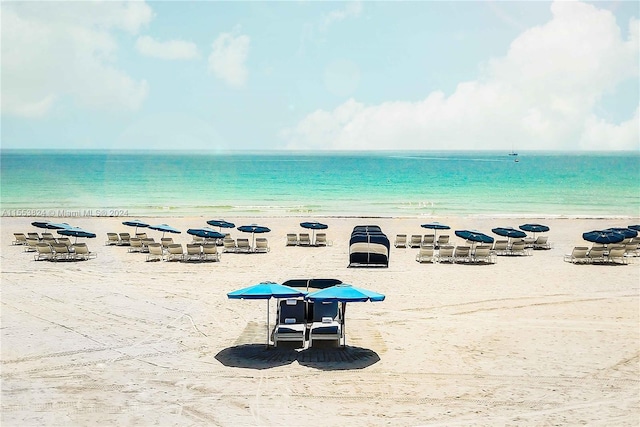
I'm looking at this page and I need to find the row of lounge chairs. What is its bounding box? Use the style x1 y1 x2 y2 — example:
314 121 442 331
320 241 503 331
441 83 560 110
564 244 637 264
416 245 497 264
145 243 220 262
285 233 328 246
395 234 450 248
272 298 342 348
34 242 96 262
222 238 270 253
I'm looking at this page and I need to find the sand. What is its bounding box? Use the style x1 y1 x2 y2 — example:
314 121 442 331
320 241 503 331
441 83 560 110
1 215 639 426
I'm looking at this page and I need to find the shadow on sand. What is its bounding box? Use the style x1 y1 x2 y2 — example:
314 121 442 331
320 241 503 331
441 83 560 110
215 344 380 370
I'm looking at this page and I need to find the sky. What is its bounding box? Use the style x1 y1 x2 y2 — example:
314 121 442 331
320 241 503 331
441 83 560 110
1 0 638 151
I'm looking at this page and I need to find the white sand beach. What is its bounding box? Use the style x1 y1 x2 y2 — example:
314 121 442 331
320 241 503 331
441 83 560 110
1 216 639 426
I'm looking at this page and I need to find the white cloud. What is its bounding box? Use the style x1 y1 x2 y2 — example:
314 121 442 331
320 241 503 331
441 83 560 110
283 1 639 151
321 1 363 31
1 2 152 118
208 32 250 87
136 35 200 60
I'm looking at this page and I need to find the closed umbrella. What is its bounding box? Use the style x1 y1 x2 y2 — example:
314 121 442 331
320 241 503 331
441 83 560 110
122 219 149 235
300 221 328 245
237 224 271 250
149 224 181 239
305 284 385 346
421 222 450 247
582 230 625 245
227 281 307 346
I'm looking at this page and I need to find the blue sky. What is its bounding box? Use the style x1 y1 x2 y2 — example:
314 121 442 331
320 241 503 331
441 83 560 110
2 1 638 151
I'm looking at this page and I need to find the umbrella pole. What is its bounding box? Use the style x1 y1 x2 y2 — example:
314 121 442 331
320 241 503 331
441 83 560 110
266 299 270 347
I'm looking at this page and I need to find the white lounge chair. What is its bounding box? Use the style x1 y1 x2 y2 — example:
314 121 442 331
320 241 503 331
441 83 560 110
105 232 120 246
286 233 298 246
394 234 407 248
236 238 251 253
587 247 606 264
309 300 342 347
202 243 220 262
416 245 435 263
607 247 628 264
51 243 72 262
422 234 435 246
12 233 28 246
409 235 422 248
184 244 203 261
315 233 328 246
454 246 471 263
72 243 96 260
166 244 184 261
473 245 495 264
564 246 589 264
533 235 550 250
146 243 164 262
436 235 449 247
25 238 39 252
34 243 54 261
128 237 143 253
118 233 131 246
273 298 307 348
298 233 311 246
223 238 237 253
436 245 455 263
255 238 270 253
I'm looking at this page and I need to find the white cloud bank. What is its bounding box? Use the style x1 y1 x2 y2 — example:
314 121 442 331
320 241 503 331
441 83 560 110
282 1 639 151
1 1 152 118
208 32 250 87
136 36 199 60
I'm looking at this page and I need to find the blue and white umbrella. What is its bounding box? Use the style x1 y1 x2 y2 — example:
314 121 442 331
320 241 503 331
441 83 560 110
237 224 271 250
603 227 637 239
519 223 550 239
57 227 97 243
305 284 385 346
421 222 450 246
300 221 328 245
149 224 181 238
455 229 494 244
207 219 236 232
628 225 640 232
122 219 149 234
492 227 527 239
187 227 225 241
228 281 307 346
582 230 625 245
32 221 72 230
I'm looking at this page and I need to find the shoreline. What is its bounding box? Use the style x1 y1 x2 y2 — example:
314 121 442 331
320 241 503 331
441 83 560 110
1 214 639 426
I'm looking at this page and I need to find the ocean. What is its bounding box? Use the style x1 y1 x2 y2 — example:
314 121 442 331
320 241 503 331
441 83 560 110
1 150 638 218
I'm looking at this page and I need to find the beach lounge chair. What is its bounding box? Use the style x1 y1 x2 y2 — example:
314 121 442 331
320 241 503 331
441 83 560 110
416 245 435 263
564 247 589 264
72 243 96 260
118 233 131 246
587 247 606 264
533 235 550 250
422 234 435 246
105 233 120 246
436 245 455 263
223 238 237 253
523 236 535 248
409 235 422 248
607 247 628 264
161 237 174 249
202 243 220 262
57 237 72 248
492 240 509 256
315 233 328 246
507 241 528 256
146 243 164 262
128 237 143 253
286 233 298 246
41 232 54 240
25 238 39 252
394 234 407 248
191 235 204 245
34 243 54 261
136 232 148 240
13 233 28 245
166 244 184 261
184 244 203 261
51 243 72 262
436 235 449 247
624 243 639 257
454 246 471 263
236 238 252 253
298 233 311 246
140 238 155 253
273 298 307 348
28 232 41 241
473 245 495 264
309 300 342 347
255 237 270 253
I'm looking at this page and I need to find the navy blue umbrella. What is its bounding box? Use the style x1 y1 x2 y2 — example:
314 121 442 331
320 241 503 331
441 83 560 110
207 219 236 232
32 221 72 230
57 227 97 243
305 284 385 346
122 219 149 234
300 221 328 245
582 230 625 245
492 227 527 239
455 229 494 244
228 281 307 345
149 224 181 238
187 227 225 240
421 222 451 246
628 225 640 232
603 227 638 239
519 223 550 238
237 224 271 249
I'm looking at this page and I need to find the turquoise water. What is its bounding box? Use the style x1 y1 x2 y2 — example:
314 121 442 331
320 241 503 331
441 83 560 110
1 150 638 218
